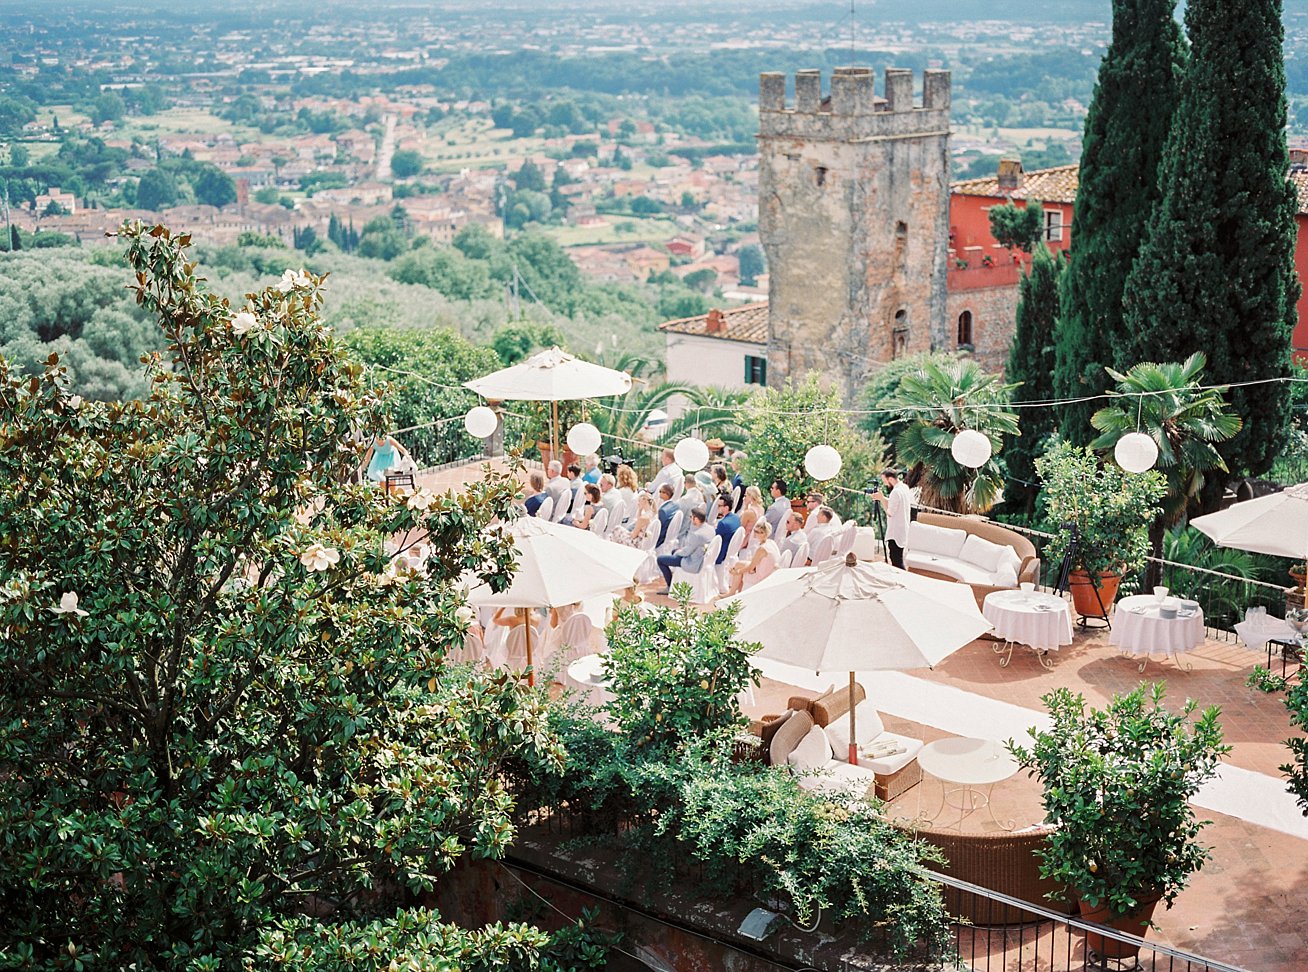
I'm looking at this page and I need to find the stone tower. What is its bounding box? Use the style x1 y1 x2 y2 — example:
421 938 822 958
758 67 951 402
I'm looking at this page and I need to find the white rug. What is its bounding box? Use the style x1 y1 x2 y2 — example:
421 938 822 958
753 658 1308 842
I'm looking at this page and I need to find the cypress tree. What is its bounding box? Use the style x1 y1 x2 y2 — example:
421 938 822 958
1006 245 1064 513
1052 0 1187 444
1120 0 1300 487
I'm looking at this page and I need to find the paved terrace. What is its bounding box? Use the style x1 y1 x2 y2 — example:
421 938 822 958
429 460 1308 971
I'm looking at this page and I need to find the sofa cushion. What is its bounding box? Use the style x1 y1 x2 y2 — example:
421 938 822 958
960 534 1014 573
856 732 924 775
769 709 814 766
993 561 1019 588
824 699 886 754
759 710 795 749
811 682 866 727
787 725 834 772
907 521 968 558
905 551 996 586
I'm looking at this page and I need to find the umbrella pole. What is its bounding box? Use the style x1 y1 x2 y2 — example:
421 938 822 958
551 400 559 464
522 608 535 687
848 671 858 765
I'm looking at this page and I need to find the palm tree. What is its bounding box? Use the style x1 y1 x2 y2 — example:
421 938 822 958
882 357 1020 513
1090 352 1242 584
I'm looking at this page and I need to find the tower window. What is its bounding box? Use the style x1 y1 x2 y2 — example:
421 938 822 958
895 221 908 266
815 166 828 187
1045 209 1064 242
892 309 909 359
957 310 974 347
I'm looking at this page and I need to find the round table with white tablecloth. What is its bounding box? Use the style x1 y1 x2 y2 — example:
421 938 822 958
982 588 1074 669
1110 594 1204 672
564 653 614 709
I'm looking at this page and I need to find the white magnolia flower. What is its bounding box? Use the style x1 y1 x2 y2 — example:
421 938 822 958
277 268 312 293
299 543 341 572
231 311 258 336
67 395 83 410
51 592 89 616
454 604 475 625
406 488 436 512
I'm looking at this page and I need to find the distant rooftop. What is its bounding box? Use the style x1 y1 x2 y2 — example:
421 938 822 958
951 164 1079 204
658 301 767 345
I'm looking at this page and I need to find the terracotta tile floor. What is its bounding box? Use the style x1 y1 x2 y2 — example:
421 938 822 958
743 624 1308 972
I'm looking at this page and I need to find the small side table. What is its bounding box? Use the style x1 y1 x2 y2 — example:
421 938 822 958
917 737 1019 832
1268 638 1305 679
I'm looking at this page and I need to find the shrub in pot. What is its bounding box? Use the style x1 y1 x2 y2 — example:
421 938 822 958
1035 441 1165 616
1009 684 1228 957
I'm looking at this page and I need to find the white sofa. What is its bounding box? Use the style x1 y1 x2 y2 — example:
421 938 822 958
902 514 1040 609
770 702 923 802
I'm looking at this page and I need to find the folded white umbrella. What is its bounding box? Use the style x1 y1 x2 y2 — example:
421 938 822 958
467 517 645 684
720 555 992 762
1190 482 1308 561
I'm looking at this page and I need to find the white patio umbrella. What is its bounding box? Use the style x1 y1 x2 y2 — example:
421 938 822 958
464 346 633 458
719 554 992 763
1190 482 1308 561
467 516 645 684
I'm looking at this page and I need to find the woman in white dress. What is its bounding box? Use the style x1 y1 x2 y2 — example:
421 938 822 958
615 465 639 517
608 491 654 546
725 521 780 595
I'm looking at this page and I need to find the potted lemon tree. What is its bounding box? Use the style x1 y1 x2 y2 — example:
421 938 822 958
1009 684 1228 960
1035 441 1165 620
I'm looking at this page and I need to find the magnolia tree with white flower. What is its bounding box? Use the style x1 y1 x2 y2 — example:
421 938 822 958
0 224 605 970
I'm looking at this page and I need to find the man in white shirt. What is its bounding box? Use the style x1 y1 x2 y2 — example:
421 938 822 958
649 448 682 496
872 467 912 569
805 505 837 561
598 473 623 518
764 478 790 537
544 460 570 512
779 511 807 561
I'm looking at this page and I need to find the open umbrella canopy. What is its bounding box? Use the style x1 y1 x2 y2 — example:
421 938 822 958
720 556 992 671
467 515 645 608
465 346 632 402
1190 483 1308 561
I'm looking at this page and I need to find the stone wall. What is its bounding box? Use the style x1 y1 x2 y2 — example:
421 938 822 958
759 67 951 404
946 282 1019 375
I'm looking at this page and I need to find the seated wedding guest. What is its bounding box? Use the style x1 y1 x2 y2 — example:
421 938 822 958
524 470 547 517
724 521 780 595
571 483 603 530
609 491 655 546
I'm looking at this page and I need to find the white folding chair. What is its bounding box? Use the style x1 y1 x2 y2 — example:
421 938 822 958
777 549 795 570
715 526 746 591
834 521 859 560
554 613 604 667
536 495 554 521
792 539 809 567
549 489 570 522
670 477 684 503
670 535 721 604
589 507 610 536
635 526 662 584
810 532 835 565
730 484 742 512
657 510 684 556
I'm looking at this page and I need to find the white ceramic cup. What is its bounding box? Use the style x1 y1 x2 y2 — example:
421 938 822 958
1020 581 1035 593
1153 586 1169 603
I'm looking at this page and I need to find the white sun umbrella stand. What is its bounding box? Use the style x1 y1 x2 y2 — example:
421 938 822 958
467 516 645 685
1191 483 1308 617
720 554 992 763
464 347 633 460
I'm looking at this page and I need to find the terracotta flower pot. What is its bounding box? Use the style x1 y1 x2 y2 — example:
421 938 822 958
1068 569 1120 620
1079 894 1160 960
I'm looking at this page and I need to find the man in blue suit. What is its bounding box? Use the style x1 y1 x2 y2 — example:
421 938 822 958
654 483 679 547
713 492 741 565
656 508 712 591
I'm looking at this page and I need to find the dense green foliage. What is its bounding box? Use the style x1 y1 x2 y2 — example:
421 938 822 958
1004 246 1063 511
343 325 500 466
1054 0 1187 445
987 200 1044 253
741 375 862 501
1120 0 1300 487
0 248 159 400
0 224 589 968
1035 441 1166 583
881 357 1020 513
1011 684 1229 916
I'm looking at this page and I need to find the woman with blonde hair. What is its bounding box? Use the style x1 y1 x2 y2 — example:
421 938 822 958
724 520 780 595
608 490 655 546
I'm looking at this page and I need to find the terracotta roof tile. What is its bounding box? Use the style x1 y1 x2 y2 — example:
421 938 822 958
951 164 1080 204
1292 170 1308 216
658 301 768 344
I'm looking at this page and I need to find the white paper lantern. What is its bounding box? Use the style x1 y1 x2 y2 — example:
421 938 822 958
464 405 498 439
950 429 993 469
566 422 602 456
1114 432 1159 474
673 436 710 472
804 444 843 481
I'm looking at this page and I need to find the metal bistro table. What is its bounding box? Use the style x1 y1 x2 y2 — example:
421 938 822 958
917 737 1019 832
982 588 1074 670
1110 594 1205 673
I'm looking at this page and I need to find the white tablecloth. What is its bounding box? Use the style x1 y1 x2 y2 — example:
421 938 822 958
564 653 613 709
1234 617 1297 649
982 589 1074 652
1110 594 1205 658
